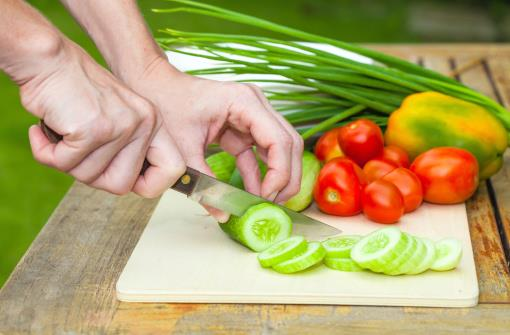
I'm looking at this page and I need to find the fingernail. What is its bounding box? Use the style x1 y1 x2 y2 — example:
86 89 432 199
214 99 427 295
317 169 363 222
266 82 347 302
267 191 278 202
217 212 230 224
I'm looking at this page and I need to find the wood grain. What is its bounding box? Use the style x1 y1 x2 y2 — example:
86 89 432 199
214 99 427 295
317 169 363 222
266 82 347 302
1 45 510 334
453 56 510 302
485 57 510 269
109 303 510 335
0 183 157 334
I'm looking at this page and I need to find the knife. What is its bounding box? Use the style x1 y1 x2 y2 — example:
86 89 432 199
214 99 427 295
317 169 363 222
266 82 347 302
40 121 341 240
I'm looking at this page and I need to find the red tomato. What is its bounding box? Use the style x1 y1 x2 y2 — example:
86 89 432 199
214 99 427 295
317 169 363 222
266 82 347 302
362 180 405 224
313 158 366 216
363 159 398 183
314 127 344 162
382 168 423 213
410 147 479 204
376 145 410 168
338 119 384 167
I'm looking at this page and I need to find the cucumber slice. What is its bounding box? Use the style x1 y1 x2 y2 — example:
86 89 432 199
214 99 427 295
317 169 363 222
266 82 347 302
386 236 425 275
407 238 436 275
324 257 363 272
206 151 236 182
272 242 326 274
431 238 463 271
382 234 416 275
351 227 408 272
219 203 292 252
257 236 307 268
322 235 362 258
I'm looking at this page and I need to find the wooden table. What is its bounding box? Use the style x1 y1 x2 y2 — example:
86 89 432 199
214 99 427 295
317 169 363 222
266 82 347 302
1 44 510 334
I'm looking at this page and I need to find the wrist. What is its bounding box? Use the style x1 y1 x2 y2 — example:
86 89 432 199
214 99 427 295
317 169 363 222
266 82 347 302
0 28 66 85
119 52 184 92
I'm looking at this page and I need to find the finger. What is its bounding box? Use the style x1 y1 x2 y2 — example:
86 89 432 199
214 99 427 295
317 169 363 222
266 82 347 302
28 125 57 167
230 88 293 201
29 124 96 171
248 85 304 203
132 128 186 198
90 134 149 195
235 147 262 196
68 129 135 184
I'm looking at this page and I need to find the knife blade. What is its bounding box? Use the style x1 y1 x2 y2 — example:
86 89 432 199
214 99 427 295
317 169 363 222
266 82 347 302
40 121 341 240
172 167 341 240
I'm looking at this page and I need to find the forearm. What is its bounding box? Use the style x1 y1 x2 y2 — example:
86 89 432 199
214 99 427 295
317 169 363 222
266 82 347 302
0 0 65 85
60 0 172 84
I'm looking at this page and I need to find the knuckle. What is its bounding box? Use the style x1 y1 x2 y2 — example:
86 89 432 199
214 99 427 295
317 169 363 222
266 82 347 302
281 133 293 147
90 118 115 143
107 181 132 196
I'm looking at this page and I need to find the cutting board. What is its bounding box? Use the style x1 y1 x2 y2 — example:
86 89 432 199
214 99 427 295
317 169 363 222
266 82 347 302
116 189 478 307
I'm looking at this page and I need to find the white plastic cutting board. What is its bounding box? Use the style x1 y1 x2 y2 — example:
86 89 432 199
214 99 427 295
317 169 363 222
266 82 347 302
117 190 478 307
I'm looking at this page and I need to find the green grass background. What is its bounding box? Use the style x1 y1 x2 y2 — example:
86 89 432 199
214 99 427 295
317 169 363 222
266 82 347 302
1 0 508 286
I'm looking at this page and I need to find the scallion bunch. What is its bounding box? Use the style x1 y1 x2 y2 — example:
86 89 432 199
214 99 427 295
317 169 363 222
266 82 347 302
154 0 510 140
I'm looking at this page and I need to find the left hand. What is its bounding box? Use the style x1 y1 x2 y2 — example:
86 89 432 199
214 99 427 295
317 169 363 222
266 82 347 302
127 57 304 206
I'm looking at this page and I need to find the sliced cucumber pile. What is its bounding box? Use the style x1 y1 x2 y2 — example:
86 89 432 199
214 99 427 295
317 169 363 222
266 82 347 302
350 228 463 275
220 203 292 252
218 204 463 276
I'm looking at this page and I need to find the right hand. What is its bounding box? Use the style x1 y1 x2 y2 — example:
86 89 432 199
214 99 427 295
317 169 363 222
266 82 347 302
20 39 185 197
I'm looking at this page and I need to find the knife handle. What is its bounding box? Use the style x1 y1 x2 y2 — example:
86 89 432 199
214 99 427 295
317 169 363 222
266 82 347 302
39 120 198 195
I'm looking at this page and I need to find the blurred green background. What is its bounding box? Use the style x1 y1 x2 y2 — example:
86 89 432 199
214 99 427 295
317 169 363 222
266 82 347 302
1 0 509 286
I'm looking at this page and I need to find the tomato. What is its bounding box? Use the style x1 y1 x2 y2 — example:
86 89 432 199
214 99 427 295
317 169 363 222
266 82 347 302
382 168 423 213
376 145 410 168
410 147 479 204
363 159 398 183
314 127 344 162
313 158 366 216
362 180 405 224
338 119 384 167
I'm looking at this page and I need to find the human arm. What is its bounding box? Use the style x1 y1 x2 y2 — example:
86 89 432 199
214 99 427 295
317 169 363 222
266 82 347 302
0 0 185 197
60 0 304 202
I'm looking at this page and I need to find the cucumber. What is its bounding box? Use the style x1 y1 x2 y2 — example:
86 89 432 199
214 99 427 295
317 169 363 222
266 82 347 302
431 238 463 271
385 236 425 275
206 151 236 182
284 151 321 212
219 203 292 252
229 159 268 190
272 242 326 274
407 238 436 275
257 236 307 268
324 257 363 272
350 227 408 272
321 235 362 258
375 233 414 274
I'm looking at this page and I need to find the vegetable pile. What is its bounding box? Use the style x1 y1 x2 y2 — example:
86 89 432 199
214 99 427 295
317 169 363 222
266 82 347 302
158 1 506 276
154 0 510 148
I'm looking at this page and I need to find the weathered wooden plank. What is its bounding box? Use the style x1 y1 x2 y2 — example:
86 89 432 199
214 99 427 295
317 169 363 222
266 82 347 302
486 57 510 268
421 56 510 303
0 183 158 334
370 44 510 58
109 303 510 335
